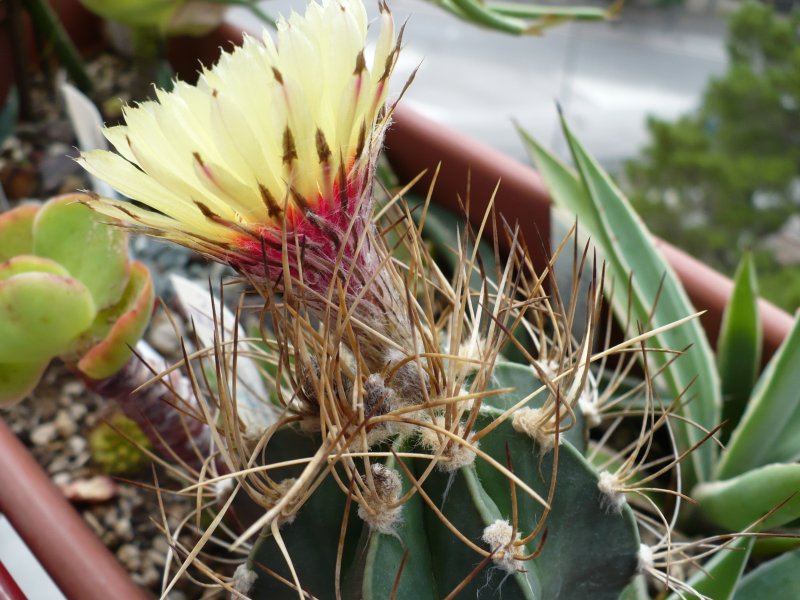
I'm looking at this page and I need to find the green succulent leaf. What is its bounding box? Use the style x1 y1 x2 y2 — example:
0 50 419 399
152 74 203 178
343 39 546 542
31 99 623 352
0 255 69 280
666 537 753 600
732 548 800 599
717 253 761 442
33 194 130 310
717 312 800 479
520 120 720 486
695 463 800 532
0 203 39 262
77 261 155 379
0 360 48 406
0 272 96 362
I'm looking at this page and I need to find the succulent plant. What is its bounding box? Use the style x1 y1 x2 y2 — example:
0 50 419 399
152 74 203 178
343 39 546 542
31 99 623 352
0 194 148 404
0 194 217 469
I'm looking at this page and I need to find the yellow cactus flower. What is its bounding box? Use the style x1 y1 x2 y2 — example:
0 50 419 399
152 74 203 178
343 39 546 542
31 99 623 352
81 0 430 404
80 0 399 278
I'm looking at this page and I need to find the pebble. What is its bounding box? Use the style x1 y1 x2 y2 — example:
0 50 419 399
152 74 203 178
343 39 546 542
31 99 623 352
30 422 57 446
67 435 87 454
63 381 85 397
117 543 141 570
68 402 88 420
54 409 77 437
148 310 184 356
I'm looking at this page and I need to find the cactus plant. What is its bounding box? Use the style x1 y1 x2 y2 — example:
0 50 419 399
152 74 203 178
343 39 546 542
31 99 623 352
75 1 703 597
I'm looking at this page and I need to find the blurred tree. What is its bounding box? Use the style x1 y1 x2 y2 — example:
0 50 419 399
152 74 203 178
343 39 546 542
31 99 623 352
625 2 800 310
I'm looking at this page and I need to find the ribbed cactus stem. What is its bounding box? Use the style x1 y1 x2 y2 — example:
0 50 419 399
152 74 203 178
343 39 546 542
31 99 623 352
82 341 213 470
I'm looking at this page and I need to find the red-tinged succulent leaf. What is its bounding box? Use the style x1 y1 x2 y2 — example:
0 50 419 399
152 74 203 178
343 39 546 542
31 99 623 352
0 203 40 262
0 255 70 281
77 261 155 379
33 193 130 309
0 272 97 362
0 360 48 406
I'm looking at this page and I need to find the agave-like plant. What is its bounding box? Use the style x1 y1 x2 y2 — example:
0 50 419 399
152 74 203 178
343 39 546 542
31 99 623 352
74 0 800 598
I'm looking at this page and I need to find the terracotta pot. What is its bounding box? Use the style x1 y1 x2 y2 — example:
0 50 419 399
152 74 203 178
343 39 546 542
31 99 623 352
0 10 795 600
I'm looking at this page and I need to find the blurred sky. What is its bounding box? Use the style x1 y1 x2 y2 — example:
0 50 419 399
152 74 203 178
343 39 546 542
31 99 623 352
229 0 729 169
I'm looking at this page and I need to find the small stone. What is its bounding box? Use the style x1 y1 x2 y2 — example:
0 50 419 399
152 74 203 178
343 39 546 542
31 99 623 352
117 543 141 571
54 410 77 437
114 519 133 539
52 472 71 486
60 475 118 503
68 402 88 421
63 381 85 397
132 567 160 588
148 311 183 356
67 435 87 454
30 422 57 446
147 548 166 568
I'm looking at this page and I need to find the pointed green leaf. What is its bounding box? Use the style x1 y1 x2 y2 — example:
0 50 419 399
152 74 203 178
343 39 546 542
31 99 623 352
733 549 800 599
0 272 96 362
717 254 761 442
666 537 753 600
695 464 800 532
520 122 721 486
717 312 800 479
33 194 129 309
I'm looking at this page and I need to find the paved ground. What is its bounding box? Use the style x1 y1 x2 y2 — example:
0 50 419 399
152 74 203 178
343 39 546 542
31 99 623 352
230 0 729 168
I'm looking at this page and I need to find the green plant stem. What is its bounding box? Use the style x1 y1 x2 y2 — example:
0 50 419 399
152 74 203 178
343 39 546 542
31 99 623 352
22 0 92 93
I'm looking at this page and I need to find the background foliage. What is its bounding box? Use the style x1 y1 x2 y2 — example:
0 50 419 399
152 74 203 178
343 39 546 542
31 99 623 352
625 2 800 310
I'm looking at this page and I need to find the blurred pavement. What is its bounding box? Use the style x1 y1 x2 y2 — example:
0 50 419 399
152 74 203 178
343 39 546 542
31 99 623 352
229 1 728 168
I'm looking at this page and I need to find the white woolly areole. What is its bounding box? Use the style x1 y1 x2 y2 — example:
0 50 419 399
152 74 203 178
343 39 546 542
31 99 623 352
419 416 477 471
597 471 626 513
357 463 403 534
511 407 560 452
578 391 602 429
637 544 654 573
454 337 487 379
532 359 559 380
214 476 234 503
481 519 524 573
232 563 257 594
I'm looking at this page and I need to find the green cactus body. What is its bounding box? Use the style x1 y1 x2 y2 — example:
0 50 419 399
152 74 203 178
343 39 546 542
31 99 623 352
244 363 640 599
